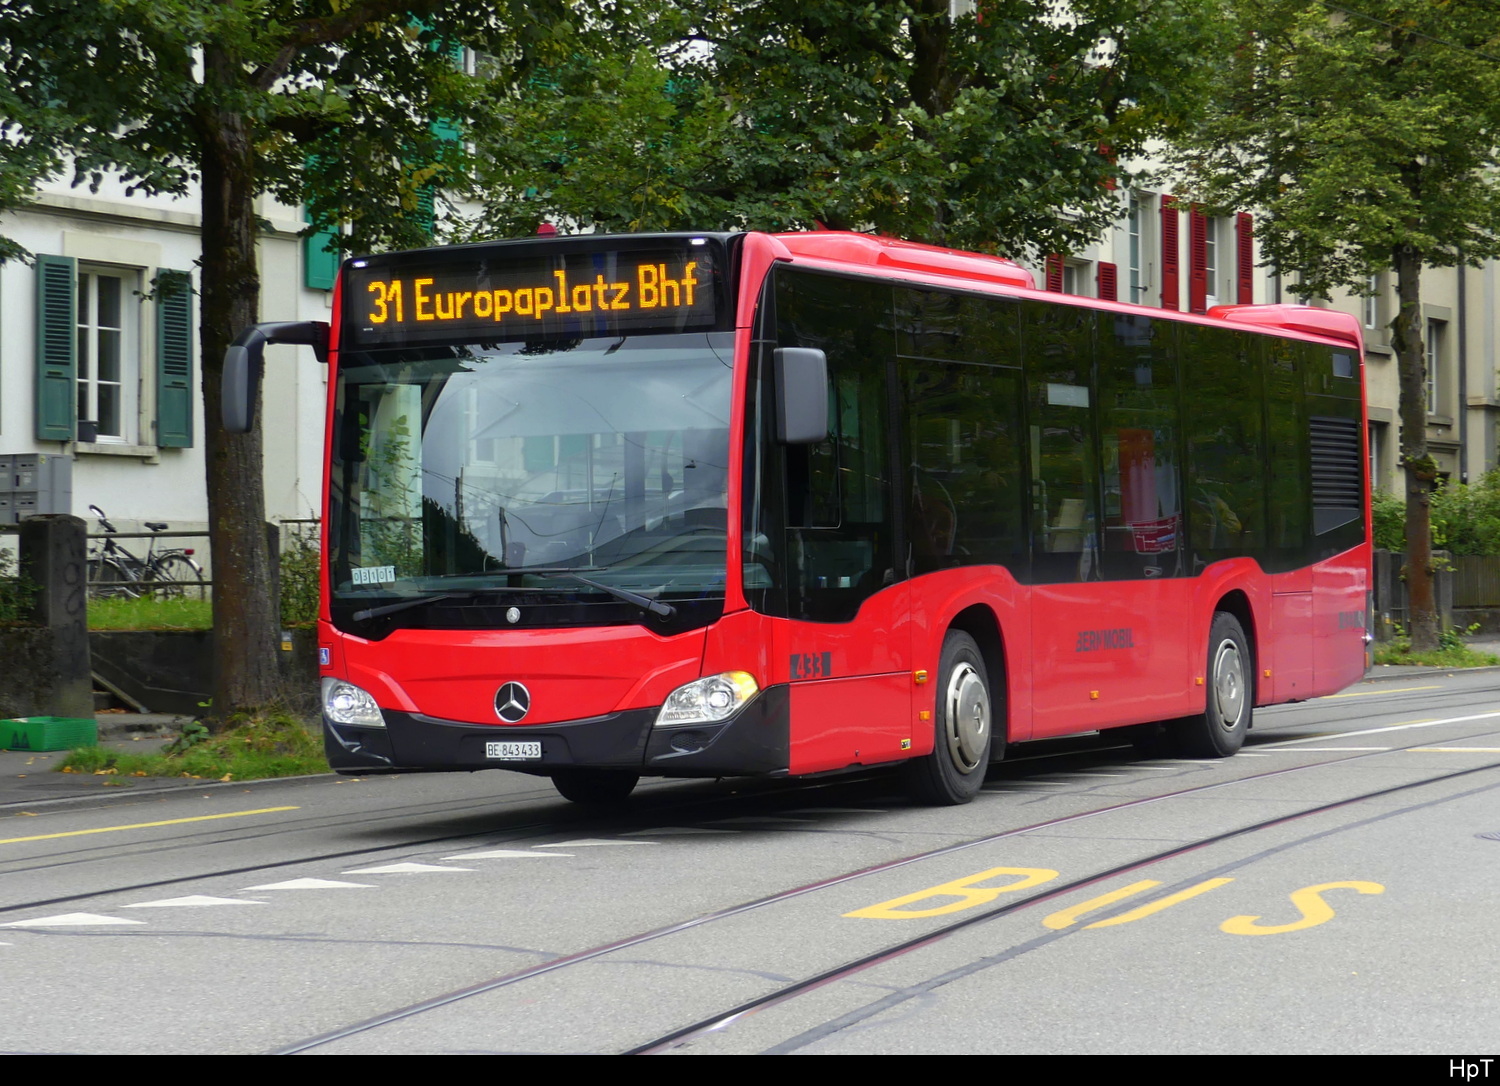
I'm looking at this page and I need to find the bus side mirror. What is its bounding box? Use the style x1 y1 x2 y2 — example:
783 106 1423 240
774 347 829 445
222 321 330 433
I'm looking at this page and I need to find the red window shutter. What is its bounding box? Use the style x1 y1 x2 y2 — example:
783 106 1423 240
1160 196 1179 310
1097 261 1118 301
1099 143 1116 190
1045 254 1064 292
1236 212 1254 304
1189 206 1208 314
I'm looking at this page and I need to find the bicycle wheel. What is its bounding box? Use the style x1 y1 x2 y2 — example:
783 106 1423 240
147 553 207 600
88 556 140 599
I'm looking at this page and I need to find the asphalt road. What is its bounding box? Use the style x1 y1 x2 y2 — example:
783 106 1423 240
2 666 1498 1056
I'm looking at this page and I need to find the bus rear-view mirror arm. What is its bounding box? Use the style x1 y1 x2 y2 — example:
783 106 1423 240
774 346 829 445
222 321 330 433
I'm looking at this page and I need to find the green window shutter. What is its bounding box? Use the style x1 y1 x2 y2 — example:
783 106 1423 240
155 269 194 448
304 205 339 291
34 254 77 442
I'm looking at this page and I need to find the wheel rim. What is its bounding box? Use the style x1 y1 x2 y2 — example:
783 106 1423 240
1210 637 1246 731
944 662 989 774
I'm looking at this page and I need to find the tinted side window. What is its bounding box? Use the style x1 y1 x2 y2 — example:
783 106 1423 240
1025 299 1099 583
775 268 898 622
1265 338 1311 569
1097 313 1183 579
1182 324 1266 566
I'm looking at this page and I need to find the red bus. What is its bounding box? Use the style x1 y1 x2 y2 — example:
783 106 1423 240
225 230 1370 805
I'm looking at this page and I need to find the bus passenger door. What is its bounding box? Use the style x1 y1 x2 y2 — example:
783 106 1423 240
769 269 913 774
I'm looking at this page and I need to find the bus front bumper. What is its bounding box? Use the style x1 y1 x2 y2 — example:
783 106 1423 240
322 685 791 779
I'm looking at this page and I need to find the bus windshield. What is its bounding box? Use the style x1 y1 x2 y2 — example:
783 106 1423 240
328 331 734 630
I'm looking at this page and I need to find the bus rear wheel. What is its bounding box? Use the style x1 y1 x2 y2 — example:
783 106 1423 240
1168 612 1251 757
550 769 639 806
904 630 993 805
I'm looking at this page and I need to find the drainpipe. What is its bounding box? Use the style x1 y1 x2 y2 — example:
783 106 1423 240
1459 259 1469 483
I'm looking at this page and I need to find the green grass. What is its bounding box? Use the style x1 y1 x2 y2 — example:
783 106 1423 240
58 711 328 781
88 595 212 630
1372 632 1500 669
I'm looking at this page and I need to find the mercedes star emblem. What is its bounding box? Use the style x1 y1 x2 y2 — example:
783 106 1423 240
494 681 531 723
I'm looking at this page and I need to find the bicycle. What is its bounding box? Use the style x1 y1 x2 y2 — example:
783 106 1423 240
86 504 207 600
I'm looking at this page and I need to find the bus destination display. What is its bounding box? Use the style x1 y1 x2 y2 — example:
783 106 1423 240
345 243 720 347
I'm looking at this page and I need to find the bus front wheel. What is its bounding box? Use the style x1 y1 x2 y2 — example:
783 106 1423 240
904 631 993 805
550 769 639 806
1169 612 1251 757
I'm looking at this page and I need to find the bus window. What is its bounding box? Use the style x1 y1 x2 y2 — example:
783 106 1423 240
1097 313 1182 579
1183 324 1267 565
774 268 897 622
1026 300 1099 582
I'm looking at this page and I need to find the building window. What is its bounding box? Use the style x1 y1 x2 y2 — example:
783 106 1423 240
75 267 140 443
1203 217 1220 308
34 255 194 448
1363 274 1381 330
1128 193 1151 304
1426 318 1444 416
1368 420 1385 492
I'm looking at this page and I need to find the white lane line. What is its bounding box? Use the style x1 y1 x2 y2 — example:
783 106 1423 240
2 913 145 928
621 827 737 836
536 839 657 848
122 896 267 909
242 878 374 891
1409 747 1500 753
1254 746 1393 752
1261 709 1500 747
707 816 819 825
342 863 475 874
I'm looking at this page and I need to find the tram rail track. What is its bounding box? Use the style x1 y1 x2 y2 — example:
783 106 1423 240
261 710 1500 1055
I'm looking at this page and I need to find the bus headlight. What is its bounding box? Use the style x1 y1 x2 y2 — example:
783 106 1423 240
655 671 759 727
322 677 385 728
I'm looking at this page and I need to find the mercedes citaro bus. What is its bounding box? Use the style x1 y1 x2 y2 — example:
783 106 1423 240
224 230 1370 805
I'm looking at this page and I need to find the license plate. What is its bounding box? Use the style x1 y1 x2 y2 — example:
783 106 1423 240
486 741 542 761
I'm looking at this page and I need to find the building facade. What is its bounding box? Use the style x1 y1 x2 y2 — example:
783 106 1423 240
0 173 331 556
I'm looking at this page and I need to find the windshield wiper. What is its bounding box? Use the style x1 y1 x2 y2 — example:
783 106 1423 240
352 592 475 623
542 573 676 618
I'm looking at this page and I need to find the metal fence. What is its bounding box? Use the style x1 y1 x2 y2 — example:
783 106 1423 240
1451 555 1500 608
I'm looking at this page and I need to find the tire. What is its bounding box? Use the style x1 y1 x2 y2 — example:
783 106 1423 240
148 553 207 600
88 557 139 599
1168 612 1252 757
551 769 639 806
903 630 995 805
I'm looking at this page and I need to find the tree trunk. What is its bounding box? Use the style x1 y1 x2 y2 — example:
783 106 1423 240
1391 243 1440 651
198 48 282 723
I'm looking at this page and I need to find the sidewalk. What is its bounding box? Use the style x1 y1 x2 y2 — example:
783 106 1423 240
0 713 215 808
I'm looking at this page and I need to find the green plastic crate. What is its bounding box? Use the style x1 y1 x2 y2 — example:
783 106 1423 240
0 716 98 752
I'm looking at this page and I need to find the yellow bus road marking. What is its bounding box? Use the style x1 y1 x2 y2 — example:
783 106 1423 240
0 807 301 845
1221 881 1383 936
1084 878 1235 929
1324 686 1443 698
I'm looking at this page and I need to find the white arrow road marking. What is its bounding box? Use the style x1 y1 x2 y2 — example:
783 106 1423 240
442 850 574 859
242 878 375 891
342 863 475 874
122 896 267 908
2 913 145 927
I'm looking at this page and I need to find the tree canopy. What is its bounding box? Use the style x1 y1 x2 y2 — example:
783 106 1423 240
0 0 574 717
1172 0 1500 650
466 0 1224 261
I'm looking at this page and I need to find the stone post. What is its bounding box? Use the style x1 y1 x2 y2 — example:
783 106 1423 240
19 514 93 718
